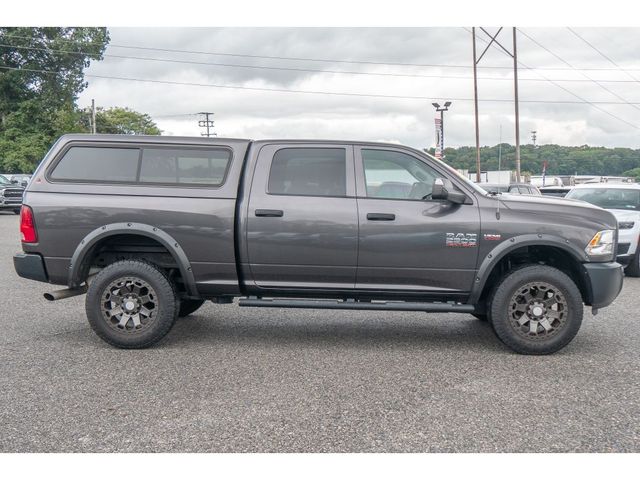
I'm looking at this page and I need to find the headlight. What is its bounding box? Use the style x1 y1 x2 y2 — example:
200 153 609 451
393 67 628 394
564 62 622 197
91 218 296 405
585 230 614 256
619 221 635 230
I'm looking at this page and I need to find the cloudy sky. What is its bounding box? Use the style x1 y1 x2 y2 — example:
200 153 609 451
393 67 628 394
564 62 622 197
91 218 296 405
78 27 640 150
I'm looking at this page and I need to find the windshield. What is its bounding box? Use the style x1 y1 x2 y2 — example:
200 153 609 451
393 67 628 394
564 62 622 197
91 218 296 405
0 175 11 185
566 187 640 211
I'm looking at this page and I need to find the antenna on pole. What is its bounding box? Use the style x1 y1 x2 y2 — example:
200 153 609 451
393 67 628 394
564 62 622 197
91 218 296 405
91 99 96 134
198 112 216 137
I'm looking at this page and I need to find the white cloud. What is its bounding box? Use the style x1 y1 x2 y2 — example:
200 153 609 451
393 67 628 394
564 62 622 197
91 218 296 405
78 27 640 149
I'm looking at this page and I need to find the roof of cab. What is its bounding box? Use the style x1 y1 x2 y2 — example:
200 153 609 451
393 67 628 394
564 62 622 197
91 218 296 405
56 134 424 151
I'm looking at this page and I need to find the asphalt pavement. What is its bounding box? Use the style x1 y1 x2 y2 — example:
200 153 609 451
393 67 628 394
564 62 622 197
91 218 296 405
0 212 638 452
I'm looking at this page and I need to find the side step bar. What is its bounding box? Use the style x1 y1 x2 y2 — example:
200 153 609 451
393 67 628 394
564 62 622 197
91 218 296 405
238 297 475 313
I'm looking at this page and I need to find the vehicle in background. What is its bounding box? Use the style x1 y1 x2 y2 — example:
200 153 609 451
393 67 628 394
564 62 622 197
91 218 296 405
2 174 32 187
539 186 573 198
566 184 640 276
531 176 564 187
0 174 24 214
482 183 541 195
14 134 624 354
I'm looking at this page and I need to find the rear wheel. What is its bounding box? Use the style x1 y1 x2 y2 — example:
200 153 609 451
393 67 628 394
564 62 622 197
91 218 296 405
489 265 583 355
624 249 640 277
178 299 205 317
86 260 179 348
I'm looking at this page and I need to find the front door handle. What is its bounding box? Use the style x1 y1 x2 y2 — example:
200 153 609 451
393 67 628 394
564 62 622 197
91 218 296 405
367 213 396 221
255 209 284 217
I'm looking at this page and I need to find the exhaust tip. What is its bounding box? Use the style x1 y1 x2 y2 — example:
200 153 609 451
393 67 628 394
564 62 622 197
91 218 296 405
43 293 55 301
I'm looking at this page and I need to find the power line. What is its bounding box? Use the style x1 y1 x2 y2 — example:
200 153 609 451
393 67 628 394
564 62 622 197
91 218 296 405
566 27 640 83
5 32 640 73
6 44 638 88
517 28 640 112
462 27 640 131
6 41 640 84
4 64 640 107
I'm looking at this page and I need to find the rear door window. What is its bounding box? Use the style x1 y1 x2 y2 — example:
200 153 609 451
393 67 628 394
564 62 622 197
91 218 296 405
268 148 346 197
50 146 140 182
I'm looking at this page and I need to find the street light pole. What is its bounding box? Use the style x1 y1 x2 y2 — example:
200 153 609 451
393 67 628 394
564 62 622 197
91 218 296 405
432 101 452 160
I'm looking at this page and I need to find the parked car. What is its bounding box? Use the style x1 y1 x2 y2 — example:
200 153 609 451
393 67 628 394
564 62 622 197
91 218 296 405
14 134 623 354
6 174 32 187
481 183 541 195
565 184 640 276
0 174 24 214
539 186 573 198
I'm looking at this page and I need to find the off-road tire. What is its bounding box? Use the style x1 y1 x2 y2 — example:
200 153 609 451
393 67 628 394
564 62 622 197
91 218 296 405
86 260 179 349
624 249 640 277
178 299 205 317
489 264 583 355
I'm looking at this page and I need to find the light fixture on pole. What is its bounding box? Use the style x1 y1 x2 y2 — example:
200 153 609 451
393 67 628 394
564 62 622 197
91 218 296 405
432 101 452 160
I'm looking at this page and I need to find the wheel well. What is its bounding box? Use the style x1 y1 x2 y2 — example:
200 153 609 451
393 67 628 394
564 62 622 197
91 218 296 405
81 234 187 294
478 245 588 305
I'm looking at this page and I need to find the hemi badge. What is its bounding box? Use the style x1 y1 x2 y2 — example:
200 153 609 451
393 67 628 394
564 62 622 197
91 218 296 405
483 234 501 241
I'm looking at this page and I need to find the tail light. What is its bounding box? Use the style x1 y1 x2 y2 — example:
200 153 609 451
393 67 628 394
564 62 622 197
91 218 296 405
20 205 37 243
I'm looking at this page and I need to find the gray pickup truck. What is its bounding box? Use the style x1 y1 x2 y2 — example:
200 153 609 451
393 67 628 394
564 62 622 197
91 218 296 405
14 134 624 354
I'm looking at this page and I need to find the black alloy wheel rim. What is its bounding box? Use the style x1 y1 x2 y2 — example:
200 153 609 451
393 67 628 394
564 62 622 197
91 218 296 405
100 276 158 333
508 281 567 340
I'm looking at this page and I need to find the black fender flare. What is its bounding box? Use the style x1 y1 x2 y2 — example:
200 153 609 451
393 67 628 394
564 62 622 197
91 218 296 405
68 222 198 296
468 234 588 305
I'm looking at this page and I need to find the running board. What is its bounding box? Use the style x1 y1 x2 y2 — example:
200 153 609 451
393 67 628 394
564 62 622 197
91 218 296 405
238 297 475 313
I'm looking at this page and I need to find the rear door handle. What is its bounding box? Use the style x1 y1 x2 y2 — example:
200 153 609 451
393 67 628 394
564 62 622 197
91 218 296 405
255 209 284 217
367 213 396 221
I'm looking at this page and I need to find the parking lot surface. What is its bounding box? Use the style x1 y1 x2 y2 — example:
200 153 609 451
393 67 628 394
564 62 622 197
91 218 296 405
0 212 638 452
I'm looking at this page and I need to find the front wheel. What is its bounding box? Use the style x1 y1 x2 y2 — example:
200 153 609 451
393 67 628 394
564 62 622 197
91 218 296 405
489 265 583 355
86 260 179 348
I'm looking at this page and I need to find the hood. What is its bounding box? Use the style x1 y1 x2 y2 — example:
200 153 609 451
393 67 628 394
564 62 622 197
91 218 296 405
495 193 618 230
606 209 640 221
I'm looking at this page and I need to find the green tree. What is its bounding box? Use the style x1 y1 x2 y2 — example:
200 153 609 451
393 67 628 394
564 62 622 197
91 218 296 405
432 144 640 178
95 107 161 135
623 167 640 182
0 27 109 172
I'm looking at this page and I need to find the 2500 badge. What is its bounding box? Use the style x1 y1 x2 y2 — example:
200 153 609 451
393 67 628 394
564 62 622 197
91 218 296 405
446 232 478 248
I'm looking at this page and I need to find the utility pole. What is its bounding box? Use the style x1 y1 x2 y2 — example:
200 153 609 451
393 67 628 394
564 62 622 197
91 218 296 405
472 27 481 182
91 99 96 134
471 27 522 183
198 112 216 137
498 124 503 173
513 27 521 182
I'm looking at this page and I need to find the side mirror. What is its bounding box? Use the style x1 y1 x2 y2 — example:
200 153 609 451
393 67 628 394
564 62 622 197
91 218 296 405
10 179 18 184
431 178 466 204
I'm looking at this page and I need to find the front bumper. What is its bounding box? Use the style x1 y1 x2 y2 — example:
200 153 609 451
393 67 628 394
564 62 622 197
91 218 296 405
13 253 48 283
582 262 624 309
